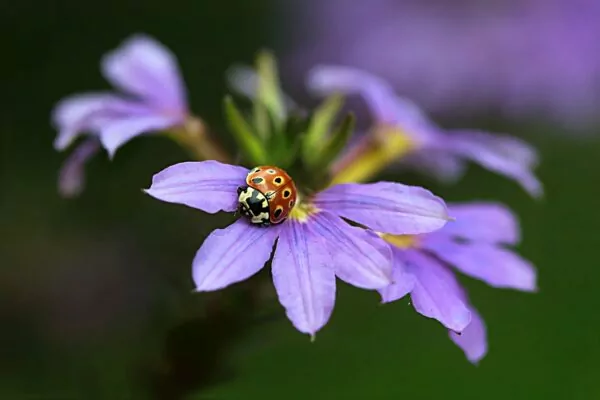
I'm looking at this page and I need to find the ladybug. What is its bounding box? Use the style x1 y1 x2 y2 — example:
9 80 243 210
237 166 298 226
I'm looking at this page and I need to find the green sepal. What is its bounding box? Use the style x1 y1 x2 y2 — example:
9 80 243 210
252 100 271 140
302 94 344 167
282 112 309 150
311 113 355 173
255 50 285 130
223 96 267 165
278 115 306 168
263 112 306 169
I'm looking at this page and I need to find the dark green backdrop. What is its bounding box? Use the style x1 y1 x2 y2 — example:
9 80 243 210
2 1 599 399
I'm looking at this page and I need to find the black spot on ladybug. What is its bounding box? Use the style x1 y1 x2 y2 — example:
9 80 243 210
267 169 276 174
253 167 261 173
274 177 283 185
289 200 295 207
274 207 283 219
252 177 264 184
283 189 291 199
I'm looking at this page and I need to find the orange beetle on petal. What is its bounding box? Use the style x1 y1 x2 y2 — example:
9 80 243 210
237 166 298 226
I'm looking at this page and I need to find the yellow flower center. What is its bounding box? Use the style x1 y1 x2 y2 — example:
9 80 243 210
330 125 416 185
288 194 320 223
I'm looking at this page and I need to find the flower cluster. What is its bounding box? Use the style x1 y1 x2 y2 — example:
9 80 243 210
52 34 540 363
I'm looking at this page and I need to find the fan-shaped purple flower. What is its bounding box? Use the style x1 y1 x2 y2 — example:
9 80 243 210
52 35 188 196
308 66 543 197
145 160 451 336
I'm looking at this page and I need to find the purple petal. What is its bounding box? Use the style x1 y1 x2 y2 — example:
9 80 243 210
379 248 415 303
307 65 439 144
314 182 450 235
308 65 400 123
405 250 471 332
423 236 537 292
99 114 181 158
192 219 279 291
309 212 392 289
57 138 102 198
145 161 248 213
271 219 336 336
399 150 467 184
446 130 543 197
442 202 520 245
101 35 187 113
449 307 488 364
52 93 128 150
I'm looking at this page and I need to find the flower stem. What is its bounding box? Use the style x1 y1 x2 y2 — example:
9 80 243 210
151 275 277 399
169 116 231 163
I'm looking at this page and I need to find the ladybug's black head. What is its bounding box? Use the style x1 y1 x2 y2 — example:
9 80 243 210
237 186 270 226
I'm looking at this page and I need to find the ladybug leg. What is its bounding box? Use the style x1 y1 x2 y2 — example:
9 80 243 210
234 202 247 219
234 188 244 217
260 221 271 228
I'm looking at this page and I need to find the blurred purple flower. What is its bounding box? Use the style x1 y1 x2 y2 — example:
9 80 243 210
287 0 600 130
309 66 543 197
380 202 537 363
145 160 450 336
52 35 188 196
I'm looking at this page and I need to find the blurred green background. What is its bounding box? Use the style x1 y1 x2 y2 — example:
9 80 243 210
2 1 600 399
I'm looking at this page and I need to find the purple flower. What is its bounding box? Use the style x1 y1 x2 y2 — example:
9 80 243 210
145 160 450 336
380 202 537 363
52 35 188 195
308 66 543 197
286 0 600 130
